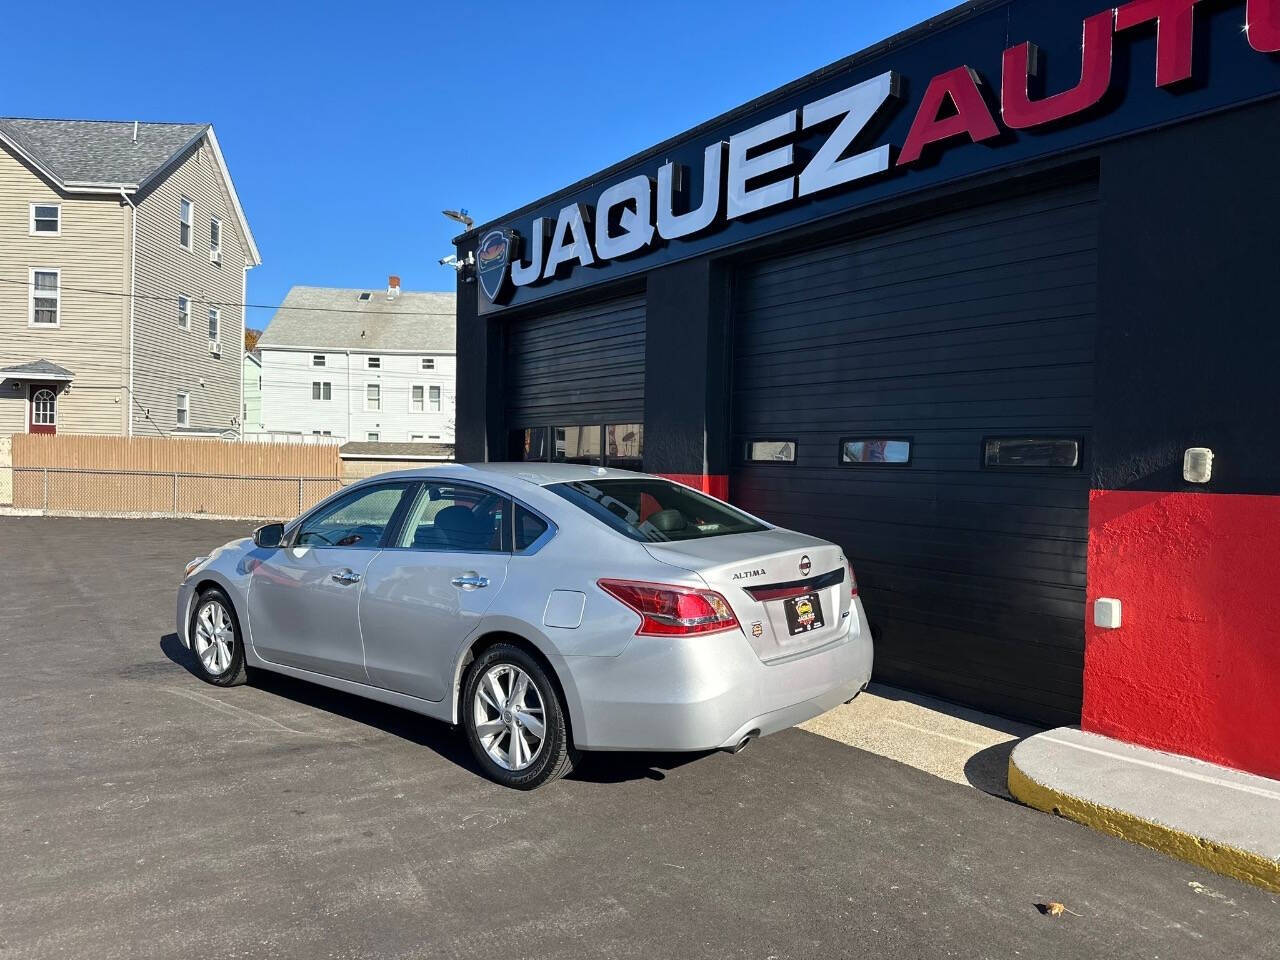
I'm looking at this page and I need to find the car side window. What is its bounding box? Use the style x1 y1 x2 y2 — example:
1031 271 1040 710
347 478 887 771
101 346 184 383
397 483 510 553
514 504 550 551
294 483 412 549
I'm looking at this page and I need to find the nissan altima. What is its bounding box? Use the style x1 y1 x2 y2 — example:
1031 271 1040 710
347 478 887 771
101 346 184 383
177 464 873 788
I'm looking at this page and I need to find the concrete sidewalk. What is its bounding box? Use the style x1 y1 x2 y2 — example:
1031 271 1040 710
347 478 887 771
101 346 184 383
1010 727 1280 893
801 682 1041 798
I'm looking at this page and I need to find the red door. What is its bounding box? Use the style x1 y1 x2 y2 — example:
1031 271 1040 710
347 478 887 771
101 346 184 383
29 384 57 435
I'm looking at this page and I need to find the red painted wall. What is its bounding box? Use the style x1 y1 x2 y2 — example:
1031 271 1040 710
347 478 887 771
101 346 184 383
1083 489 1280 780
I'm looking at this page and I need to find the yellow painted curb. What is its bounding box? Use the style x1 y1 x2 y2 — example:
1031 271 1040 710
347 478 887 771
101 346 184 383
1008 754 1280 894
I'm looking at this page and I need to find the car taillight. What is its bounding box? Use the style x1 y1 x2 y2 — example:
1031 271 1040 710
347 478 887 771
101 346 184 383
847 562 858 597
598 579 740 637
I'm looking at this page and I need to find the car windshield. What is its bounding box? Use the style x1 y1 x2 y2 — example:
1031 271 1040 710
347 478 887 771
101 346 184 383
547 478 768 542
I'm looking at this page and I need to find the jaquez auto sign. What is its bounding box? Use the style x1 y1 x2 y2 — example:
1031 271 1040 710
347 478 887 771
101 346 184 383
475 0 1280 310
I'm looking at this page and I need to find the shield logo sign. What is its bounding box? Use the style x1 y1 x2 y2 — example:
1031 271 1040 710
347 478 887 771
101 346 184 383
476 229 514 303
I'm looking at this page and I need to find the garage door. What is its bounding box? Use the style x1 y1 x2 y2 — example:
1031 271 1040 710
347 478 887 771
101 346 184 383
505 294 646 466
730 182 1097 726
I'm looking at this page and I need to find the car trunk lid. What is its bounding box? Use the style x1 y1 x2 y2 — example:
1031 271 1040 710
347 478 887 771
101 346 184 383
643 530 851 662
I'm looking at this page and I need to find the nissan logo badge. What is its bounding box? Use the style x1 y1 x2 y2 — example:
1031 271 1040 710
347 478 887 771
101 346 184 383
799 555 811 576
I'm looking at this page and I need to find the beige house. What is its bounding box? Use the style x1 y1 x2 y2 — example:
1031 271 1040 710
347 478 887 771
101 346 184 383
0 118 260 436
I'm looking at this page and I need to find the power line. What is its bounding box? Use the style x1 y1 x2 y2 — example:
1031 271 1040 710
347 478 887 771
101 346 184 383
0 275 456 319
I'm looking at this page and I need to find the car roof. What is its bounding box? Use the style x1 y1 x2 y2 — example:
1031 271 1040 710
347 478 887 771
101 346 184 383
357 462 655 488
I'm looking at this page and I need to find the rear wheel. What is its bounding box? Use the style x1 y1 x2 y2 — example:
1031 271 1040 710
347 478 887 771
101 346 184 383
462 643 577 789
189 587 247 687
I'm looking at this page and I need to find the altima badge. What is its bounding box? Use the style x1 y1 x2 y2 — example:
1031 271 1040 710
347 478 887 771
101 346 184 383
799 555 811 576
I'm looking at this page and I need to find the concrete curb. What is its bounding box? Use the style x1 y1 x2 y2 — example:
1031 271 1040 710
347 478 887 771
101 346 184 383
1009 741 1280 894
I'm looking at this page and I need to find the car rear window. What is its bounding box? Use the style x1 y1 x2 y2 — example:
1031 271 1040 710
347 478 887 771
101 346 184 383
547 478 768 542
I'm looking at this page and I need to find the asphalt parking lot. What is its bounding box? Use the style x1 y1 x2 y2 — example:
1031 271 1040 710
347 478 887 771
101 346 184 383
1 517 1275 960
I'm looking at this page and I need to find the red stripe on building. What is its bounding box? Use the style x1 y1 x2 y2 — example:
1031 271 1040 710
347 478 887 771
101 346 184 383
1083 489 1280 780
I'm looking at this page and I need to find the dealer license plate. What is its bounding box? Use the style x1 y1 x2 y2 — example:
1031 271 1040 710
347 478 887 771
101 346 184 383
783 593 825 635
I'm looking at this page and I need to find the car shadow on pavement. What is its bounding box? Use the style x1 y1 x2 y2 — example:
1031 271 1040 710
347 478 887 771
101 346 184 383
159 633 477 772
569 750 710 784
160 633 706 786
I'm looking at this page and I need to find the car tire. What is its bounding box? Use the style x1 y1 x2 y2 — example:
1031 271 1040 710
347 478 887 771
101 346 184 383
188 586 248 687
462 643 578 789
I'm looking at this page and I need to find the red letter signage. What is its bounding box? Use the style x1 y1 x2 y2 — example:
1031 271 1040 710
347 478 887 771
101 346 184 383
1248 0 1280 51
1002 10 1116 128
897 66 1001 166
1115 0 1203 87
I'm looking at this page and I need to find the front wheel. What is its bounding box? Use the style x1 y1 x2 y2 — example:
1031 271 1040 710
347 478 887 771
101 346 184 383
189 587 247 687
462 644 578 789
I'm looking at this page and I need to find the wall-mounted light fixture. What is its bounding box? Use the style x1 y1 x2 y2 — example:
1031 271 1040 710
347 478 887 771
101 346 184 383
1183 447 1213 484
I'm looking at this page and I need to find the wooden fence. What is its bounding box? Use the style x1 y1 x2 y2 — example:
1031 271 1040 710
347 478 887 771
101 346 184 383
6 434 344 519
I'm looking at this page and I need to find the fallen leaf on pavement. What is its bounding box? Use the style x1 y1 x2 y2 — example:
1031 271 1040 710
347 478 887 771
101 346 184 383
1036 901 1080 917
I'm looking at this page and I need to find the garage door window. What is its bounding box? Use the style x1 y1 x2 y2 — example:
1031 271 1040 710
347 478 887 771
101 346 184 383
983 438 1081 469
553 425 602 465
744 440 796 464
605 424 643 470
511 427 550 461
840 438 912 466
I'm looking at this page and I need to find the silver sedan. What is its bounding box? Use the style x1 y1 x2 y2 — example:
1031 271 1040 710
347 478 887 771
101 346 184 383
177 464 873 788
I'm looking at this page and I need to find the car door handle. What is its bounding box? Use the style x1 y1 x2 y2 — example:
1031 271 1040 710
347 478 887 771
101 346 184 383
451 574 490 590
331 569 362 585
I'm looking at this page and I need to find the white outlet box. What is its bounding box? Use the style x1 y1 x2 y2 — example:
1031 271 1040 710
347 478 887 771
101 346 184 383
1094 597 1122 629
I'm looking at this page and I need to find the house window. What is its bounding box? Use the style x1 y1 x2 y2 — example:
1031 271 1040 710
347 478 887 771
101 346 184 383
410 433 424 441
365 383 381 411
366 432 380 442
367 356 381 369
29 269 60 326
429 385 441 412
177 392 190 427
30 203 60 235
421 357 435 370
208 307 220 340
311 381 332 400
209 217 222 259
312 354 326 367
31 388 56 426
177 295 190 329
840 438 912 466
179 197 193 249
358 292 372 302
983 438 1081 469
744 440 796 464
312 430 332 436
411 385 425 412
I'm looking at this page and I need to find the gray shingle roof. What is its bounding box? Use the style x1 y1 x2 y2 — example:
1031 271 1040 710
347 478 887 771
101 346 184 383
339 441 454 460
0 118 207 187
0 359 75 381
258 286 456 352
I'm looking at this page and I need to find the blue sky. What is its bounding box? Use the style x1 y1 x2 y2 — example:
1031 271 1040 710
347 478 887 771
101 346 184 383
1 0 953 330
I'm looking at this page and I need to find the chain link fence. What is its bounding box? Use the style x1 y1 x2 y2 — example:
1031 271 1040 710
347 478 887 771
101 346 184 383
5 466 343 520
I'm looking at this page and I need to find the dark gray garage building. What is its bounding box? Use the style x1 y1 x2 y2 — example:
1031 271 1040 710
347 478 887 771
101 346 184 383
453 0 1280 725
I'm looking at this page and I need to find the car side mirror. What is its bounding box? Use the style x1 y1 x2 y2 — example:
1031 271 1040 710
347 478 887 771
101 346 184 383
253 522 285 548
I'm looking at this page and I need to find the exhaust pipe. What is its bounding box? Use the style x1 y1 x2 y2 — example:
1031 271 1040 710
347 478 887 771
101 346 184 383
726 729 761 754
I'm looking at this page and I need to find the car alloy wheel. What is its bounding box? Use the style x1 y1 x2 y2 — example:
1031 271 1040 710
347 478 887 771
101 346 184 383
193 598 235 677
188 587 247 687
461 643 577 788
472 663 546 771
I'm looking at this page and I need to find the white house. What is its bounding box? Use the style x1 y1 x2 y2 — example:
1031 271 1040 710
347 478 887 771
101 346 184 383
256 278 455 444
